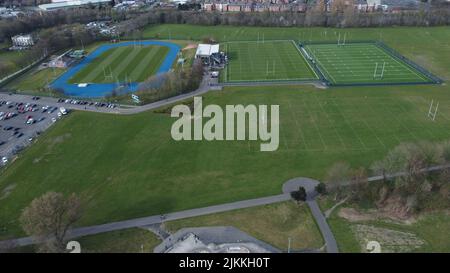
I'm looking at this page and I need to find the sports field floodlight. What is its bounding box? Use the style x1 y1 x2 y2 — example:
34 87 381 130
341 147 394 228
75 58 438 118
428 100 439 121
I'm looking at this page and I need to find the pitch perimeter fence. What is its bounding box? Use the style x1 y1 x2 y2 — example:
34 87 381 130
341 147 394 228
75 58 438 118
299 40 443 87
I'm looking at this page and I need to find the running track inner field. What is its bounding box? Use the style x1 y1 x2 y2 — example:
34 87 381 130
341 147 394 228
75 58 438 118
50 41 181 98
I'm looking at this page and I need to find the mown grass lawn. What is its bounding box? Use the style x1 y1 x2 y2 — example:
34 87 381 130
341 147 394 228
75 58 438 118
165 201 324 251
142 25 450 81
0 50 28 78
1 84 450 240
0 26 449 242
6 67 65 93
68 45 169 84
77 228 161 253
223 40 317 82
8 228 161 253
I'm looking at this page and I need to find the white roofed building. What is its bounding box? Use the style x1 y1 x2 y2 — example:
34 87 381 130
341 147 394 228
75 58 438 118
195 44 220 59
39 0 112 11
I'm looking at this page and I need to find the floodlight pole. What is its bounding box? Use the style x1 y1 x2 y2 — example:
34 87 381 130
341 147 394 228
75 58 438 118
337 33 341 46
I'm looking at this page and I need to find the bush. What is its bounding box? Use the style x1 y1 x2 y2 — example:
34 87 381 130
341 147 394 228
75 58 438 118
316 183 327 195
291 186 307 202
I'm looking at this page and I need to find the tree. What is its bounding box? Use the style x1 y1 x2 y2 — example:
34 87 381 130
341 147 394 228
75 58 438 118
291 186 307 202
348 167 369 202
326 161 351 199
20 192 82 253
315 182 327 195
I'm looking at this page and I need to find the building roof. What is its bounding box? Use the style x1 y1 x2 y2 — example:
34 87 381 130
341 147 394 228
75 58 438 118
39 0 111 11
195 44 220 57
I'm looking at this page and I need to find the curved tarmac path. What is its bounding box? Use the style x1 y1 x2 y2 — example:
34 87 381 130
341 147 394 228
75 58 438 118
0 177 338 253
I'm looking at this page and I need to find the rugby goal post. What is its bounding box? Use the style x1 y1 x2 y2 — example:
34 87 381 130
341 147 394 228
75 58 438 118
373 62 386 80
428 100 439 121
337 33 347 46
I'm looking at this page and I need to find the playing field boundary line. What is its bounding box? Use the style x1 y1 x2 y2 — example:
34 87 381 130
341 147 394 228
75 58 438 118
218 79 324 87
330 98 369 150
222 39 319 84
292 40 320 80
287 100 309 150
375 41 443 84
302 99 328 151
301 40 443 87
312 95 348 150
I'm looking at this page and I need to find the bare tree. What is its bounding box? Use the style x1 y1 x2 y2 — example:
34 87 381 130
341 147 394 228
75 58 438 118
326 161 351 199
20 192 82 253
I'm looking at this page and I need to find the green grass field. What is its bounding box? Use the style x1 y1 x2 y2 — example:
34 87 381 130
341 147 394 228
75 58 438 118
304 43 432 85
223 40 317 82
142 25 450 80
1 84 450 240
166 202 324 250
1 26 450 248
6 67 65 92
0 50 28 78
68 45 169 84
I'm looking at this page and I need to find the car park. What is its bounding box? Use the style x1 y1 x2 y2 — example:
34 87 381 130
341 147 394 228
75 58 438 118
0 98 66 161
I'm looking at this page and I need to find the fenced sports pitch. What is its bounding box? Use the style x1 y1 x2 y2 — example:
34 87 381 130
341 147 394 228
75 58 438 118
301 41 440 86
222 40 319 83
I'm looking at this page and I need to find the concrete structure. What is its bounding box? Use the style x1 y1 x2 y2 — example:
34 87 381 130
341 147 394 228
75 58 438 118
38 0 112 11
154 226 281 253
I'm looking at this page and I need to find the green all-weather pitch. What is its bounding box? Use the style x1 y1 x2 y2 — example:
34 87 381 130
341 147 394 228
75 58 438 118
68 45 169 84
222 40 318 83
302 42 437 85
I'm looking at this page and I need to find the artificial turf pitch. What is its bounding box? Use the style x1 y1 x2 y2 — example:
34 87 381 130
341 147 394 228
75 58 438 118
68 45 169 84
303 43 433 85
223 40 318 82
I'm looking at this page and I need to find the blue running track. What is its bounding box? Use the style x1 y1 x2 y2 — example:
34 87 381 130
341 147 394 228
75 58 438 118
50 40 181 98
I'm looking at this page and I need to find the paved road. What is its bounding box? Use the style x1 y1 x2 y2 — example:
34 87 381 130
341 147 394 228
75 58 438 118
0 177 340 253
283 177 339 253
0 75 217 116
0 193 290 250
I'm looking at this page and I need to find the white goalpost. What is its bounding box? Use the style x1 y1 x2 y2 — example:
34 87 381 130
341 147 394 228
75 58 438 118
103 66 113 81
337 33 347 46
373 62 386 79
428 100 439 121
266 60 275 77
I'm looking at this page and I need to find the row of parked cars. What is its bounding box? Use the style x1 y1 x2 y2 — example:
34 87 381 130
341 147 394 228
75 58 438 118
57 98 117 109
0 98 69 167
